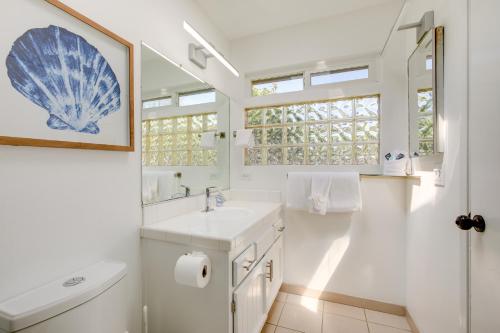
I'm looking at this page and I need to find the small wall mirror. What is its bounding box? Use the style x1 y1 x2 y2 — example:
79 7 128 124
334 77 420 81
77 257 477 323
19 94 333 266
141 43 230 205
408 27 444 158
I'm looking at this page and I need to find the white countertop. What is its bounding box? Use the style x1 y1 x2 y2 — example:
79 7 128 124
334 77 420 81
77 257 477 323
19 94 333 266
141 201 282 251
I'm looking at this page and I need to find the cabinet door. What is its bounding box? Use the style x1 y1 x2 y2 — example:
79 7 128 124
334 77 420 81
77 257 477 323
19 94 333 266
233 263 266 333
264 235 284 312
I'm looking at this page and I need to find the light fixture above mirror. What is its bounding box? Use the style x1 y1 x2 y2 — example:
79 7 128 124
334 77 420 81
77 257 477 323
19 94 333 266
183 21 240 77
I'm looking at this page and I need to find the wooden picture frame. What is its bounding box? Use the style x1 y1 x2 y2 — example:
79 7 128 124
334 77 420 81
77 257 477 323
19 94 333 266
0 0 134 151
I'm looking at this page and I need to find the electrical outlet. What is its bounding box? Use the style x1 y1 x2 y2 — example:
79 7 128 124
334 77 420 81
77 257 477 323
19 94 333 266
434 168 445 187
241 173 252 181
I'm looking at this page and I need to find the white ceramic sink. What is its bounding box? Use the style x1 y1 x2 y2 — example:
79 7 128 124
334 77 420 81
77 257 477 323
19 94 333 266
141 201 282 250
205 207 254 221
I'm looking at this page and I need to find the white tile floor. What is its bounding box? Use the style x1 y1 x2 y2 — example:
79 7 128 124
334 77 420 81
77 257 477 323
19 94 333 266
262 292 413 333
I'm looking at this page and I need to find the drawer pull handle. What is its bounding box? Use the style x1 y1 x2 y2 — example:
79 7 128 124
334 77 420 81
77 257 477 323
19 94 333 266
266 260 274 282
243 259 255 271
277 226 285 232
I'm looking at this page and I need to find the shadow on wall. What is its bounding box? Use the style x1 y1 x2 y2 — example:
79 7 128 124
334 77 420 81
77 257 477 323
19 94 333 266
282 178 408 307
284 208 352 313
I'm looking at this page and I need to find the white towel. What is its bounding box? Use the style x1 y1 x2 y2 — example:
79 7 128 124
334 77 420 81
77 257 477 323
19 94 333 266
142 170 176 202
200 132 216 149
308 173 333 215
286 172 362 214
327 172 362 213
142 174 159 203
235 129 255 148
286 172 312 210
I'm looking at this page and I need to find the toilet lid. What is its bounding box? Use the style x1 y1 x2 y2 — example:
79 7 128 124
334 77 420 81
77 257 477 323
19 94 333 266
0 261 127 332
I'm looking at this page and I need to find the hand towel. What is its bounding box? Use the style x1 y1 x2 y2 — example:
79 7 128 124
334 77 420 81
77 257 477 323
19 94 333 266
200 132 216 149
308 173 333 215
142 169 175 202
327 172 362 212
286 172 312 210
235 129 255 148
156 170 176 201
142 173 159 203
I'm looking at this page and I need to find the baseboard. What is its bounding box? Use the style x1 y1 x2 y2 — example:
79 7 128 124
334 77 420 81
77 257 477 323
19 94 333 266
280 283 406 316
406 310 420 333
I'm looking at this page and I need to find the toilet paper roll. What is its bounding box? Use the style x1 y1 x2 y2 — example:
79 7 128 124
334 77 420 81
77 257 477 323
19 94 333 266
174 252 211 288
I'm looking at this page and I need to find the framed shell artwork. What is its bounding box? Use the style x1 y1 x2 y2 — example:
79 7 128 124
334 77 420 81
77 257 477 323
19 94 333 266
0 0 134 151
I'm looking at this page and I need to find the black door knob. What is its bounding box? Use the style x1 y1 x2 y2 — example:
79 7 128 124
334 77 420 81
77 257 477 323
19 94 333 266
455 214 486 232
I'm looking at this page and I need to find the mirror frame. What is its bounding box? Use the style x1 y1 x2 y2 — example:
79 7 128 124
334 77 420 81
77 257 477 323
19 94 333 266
408 26 444 158
140 41 230 207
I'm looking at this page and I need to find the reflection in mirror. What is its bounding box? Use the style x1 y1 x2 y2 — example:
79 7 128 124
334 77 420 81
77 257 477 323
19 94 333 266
141 43 230 205
408 27 444 159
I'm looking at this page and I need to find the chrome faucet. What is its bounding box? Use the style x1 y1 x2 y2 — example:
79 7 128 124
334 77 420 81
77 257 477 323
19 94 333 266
204 186 217 212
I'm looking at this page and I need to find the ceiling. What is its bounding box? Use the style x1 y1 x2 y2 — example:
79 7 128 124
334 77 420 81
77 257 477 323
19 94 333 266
194 0 404 40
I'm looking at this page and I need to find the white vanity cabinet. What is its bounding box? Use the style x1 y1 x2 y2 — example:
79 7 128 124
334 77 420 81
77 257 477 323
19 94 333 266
141 201 283 333
232 258 266 333
232 235 283 333
263 235 283 312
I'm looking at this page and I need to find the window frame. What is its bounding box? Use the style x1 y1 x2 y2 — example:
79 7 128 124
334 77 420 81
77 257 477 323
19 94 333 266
142 112 218 167
310 65 370 87
178 88 216 107
142 96 172 109
251 73 305 97
416 88 434 156
244 94 381 166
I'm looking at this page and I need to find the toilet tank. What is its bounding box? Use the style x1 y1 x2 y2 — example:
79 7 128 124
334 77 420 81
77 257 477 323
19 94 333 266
0 261 128 333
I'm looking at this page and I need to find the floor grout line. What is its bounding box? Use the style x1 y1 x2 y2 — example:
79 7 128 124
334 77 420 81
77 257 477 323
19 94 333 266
270 294 411 333
276 300 286 327
321 303 324 333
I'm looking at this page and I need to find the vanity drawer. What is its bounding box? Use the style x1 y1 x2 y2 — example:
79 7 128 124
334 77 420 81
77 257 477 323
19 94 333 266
232 243 257 287
256 219 285 260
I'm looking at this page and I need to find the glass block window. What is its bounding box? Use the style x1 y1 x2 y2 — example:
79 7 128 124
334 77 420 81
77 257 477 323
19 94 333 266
142 97 172 109
179 89 216 106
311 66 369 86
252 74 304 96
245 95 380 166
417 88 434 156
142 112 218 166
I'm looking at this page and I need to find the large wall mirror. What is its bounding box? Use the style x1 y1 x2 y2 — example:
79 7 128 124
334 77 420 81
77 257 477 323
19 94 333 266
141 43 230 205
408 27 444 158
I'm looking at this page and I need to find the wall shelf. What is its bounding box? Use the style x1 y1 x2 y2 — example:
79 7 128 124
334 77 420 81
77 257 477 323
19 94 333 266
360 174 421 182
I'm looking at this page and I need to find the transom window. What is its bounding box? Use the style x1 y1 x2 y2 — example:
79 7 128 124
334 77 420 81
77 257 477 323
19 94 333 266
244 95 380 166
251 74 304 96
310 66 369 86
142 112 218 166
417 89 433 155
179 89 216 106
142 97 172 109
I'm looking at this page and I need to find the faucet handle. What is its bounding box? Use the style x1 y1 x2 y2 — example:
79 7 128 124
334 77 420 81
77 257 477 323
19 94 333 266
206 186 217 194
180 185 190 197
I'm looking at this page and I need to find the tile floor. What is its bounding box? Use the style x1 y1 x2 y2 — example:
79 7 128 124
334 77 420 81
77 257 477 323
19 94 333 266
261 292 413 333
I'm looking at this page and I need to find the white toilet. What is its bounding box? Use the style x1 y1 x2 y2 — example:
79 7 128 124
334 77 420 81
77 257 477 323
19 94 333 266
0 261 128 333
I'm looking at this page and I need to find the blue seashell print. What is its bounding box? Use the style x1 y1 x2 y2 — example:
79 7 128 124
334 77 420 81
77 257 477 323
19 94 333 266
6 25 121 134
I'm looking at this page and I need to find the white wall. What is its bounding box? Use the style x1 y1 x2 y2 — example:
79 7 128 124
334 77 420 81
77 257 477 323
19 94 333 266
230 2 403 76
0 1 235 332
284 178 408 305
228 6 409 305
398 1 469 332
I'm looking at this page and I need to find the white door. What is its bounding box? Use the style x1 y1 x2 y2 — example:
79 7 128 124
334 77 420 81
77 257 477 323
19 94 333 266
469 0 500 331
